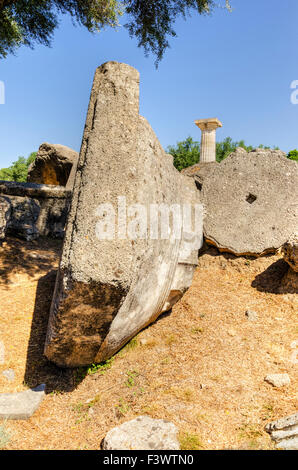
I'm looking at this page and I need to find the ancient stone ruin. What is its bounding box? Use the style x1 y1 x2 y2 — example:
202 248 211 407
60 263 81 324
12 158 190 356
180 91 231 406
199 148 298 256
44 62 203 368
27 143 78 189
0 196 11 242
0 180 71 240
195 118 222 163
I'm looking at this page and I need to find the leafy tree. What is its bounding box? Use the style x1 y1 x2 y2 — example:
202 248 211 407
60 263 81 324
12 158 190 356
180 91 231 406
167 136 200 171
0 1 232 61
168 136 281 171
287 149 298 161
0 151 37 182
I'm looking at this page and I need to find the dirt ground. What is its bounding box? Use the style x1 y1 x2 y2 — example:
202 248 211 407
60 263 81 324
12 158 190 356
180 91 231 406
0 236 297 450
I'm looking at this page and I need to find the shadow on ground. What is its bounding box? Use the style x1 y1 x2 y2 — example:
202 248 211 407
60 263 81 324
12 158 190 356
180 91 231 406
251 259 289 293
0 236 61 285
24 271 79 393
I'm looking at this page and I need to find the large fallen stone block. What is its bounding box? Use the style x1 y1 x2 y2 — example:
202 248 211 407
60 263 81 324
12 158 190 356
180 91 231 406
201 149 298 256
44 61 203 368
102 416 180 450
265 412 298 450
0 196 11 242
0 384 45 420
27 143 78 188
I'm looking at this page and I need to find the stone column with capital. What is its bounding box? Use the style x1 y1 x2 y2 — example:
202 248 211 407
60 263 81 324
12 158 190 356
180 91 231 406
195 118 222 163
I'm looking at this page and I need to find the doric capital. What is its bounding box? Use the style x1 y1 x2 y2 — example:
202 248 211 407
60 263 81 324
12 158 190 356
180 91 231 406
195 118 223 132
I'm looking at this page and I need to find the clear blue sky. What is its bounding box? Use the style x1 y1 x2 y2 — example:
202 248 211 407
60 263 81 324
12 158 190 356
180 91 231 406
0 0 297 167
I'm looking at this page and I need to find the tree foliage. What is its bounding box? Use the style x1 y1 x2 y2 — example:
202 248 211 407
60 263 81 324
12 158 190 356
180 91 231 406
0 151 36 181
168 137 282 171
0 0 231 60
167 136 200 171
287 149 298 161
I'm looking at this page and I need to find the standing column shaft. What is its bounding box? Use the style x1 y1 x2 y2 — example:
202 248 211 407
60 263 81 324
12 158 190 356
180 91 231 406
195 118 222 163
200 128 216 162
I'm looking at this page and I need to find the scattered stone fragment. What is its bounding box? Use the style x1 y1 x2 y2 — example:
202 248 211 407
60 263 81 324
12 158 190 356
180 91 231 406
0 384 45 420
201 149 298 256
102 416 180 450
245 309 258 321
265 412 298 450
44 62 203 367
264 373 291 388
199 383 208 390
282 233 298 272
27 143 78 188
2 369 15 382
0 196 11 242
228 328 236 337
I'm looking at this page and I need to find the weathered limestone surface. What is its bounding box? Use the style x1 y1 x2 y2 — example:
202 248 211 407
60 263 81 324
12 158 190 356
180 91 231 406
102 416 180 450
181 161 218 190
265 413 298 450
27 143 78 188
0 384 45 420
0 181 72 240
0 196 11 241
44 62 203 368
201 149 298 256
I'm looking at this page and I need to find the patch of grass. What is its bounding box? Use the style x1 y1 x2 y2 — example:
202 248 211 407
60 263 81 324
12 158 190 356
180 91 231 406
164 387 196 403
87 394 101 408
117 337 139 357
0 425 10 449
74 357 115 384
142 403 163 416
115 398 130 417
261 403 275 420
125 370 139 388
72 401 90 424
160 356 170 365
87 357 114 375
196 412 209 423
190 326 204 335
238 423 263 440
179 431 204 450
247 439 261 449
165 334 177 346
142 339 157 349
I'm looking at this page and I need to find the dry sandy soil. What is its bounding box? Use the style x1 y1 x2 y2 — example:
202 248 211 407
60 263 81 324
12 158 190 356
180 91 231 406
0 236 297 450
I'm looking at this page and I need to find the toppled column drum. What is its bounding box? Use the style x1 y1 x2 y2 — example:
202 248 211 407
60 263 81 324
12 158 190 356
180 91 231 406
44 62 203 367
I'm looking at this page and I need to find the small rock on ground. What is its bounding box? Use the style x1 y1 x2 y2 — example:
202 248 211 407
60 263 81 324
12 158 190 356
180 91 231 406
245 309 258 321
102 415 180 450
264 373 291 388
2 369 15 382
0 384 45 420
